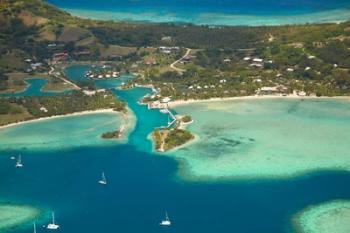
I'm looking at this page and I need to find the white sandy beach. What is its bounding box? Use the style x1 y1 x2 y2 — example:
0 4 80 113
168 94 350 107
0 109 117 130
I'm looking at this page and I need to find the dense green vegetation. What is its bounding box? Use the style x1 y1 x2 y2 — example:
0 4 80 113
152 128 194 152
136 35 350 98
164 129 194 151
90 24 266 49
0 0 350 99
0 91 125 125
182 115 192 123
152 129 163 150
101 130 121 139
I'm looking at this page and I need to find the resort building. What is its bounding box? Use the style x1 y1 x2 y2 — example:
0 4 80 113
257 86 288 95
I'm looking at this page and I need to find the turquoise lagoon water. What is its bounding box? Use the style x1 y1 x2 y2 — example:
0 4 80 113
63 64 132 89
0 79 72 97
0 112 127 151
171 99 350 180
48 0 350 25
1 65 350 233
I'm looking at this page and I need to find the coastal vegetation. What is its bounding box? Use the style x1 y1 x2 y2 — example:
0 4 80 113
0 74 76 94
0 90 125 126
152 128 194 152
101 130 121 139
1 0 350 99
181 115 192 123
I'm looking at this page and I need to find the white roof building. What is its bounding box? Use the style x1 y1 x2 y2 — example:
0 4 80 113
40 107 48 112
83 90 96 96
161 97 171 103
260 86 279 92
253 58 263 63
250 63 263 67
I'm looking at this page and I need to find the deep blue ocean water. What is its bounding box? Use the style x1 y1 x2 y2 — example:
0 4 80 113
1 65 350 233
47 0 350 25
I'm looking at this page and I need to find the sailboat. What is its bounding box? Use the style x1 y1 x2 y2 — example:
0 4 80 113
98 172 107 185
159 212 171 226
15 155 23 168
33 222 36 233
47 212 59 230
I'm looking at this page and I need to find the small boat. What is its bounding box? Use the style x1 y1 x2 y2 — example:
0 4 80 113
98 172 107 185
47 212 59 230
10 156 15 160
33 222 36 233
159 212 171 226
15 155 23 168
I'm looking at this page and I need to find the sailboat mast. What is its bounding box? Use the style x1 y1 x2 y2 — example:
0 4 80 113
33 222 36 233
52 212 55 224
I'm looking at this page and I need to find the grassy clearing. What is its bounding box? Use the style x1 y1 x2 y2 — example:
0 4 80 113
58 26 91 42
100 45 137 57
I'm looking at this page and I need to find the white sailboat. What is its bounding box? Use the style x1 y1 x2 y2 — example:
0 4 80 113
159 212 171 226
98 172 107 185
47 212 59 230
15 155 23 168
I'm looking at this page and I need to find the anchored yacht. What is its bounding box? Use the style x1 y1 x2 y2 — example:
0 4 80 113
160 212 171 226
99 172 107 185
47 212 59 230
15 155 23 168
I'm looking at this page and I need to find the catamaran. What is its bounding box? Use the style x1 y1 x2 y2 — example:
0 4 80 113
47 212 59 230
98 172 107 185
159 212 171 226
15 155 23 168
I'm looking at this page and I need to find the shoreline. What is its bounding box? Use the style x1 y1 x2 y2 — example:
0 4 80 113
0 109 118 130
164 95 350 182
64 7 350 27
0 77 75 96
118 106 136 141
168 94 350 107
